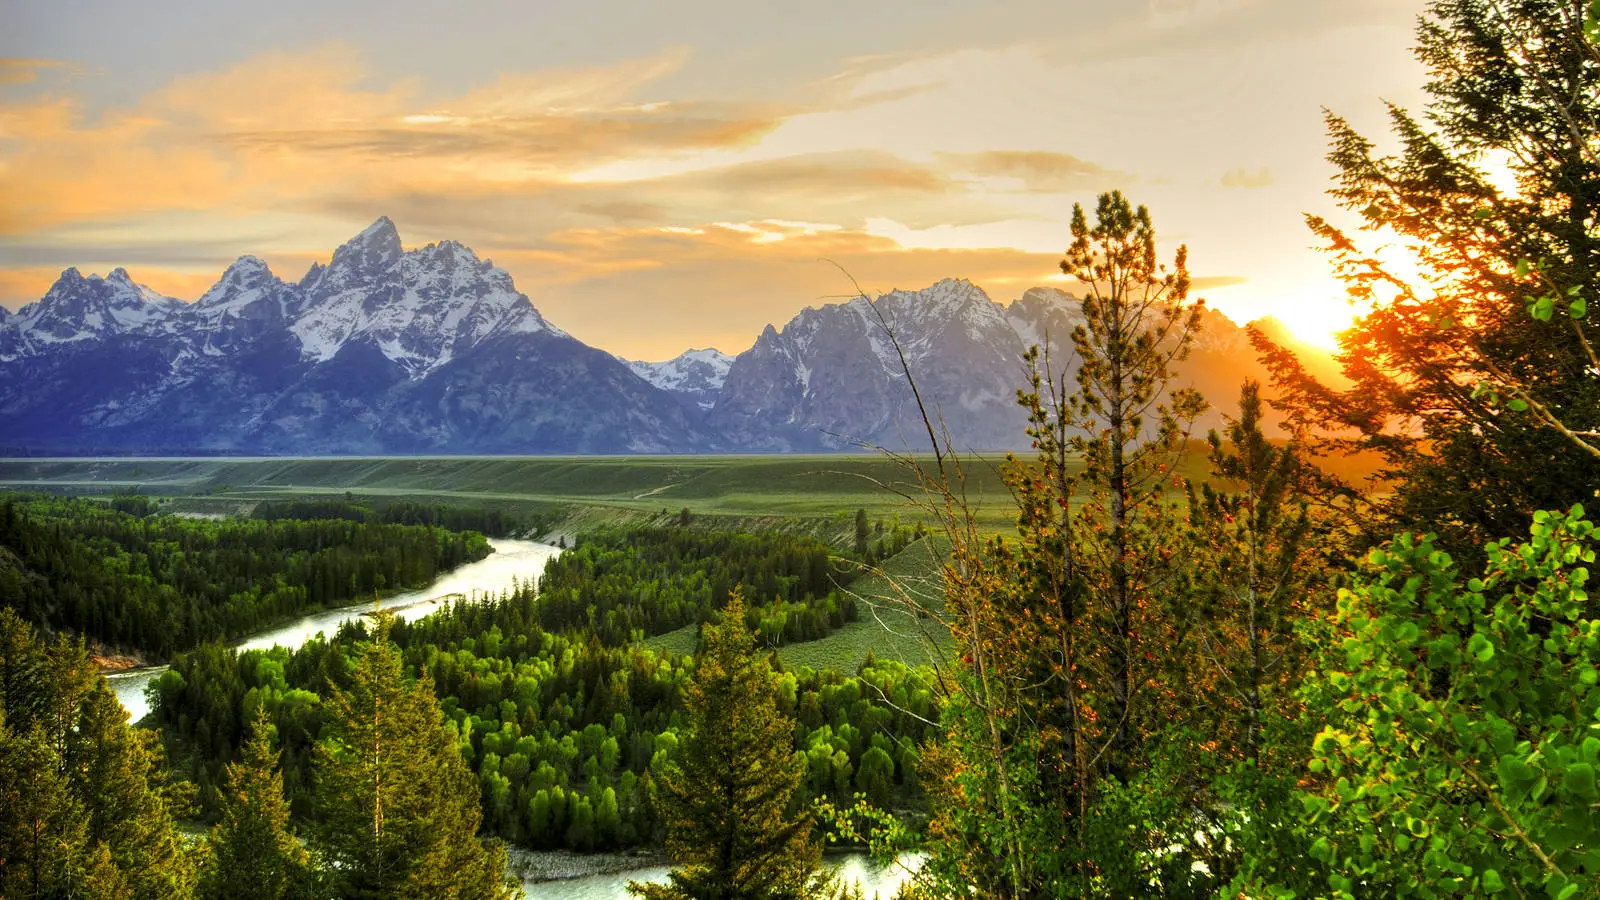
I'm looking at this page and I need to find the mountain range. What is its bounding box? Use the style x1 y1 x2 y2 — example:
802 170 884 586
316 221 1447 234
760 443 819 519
0 218 1287 455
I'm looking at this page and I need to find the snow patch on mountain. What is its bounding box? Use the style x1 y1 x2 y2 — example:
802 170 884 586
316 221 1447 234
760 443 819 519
1 267 181 359
627 348 735 410
289 219 561 374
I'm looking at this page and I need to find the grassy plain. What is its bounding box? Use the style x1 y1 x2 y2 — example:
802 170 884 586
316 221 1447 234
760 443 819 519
643 536 954 673
0 441 1380 534
0 454 1025 529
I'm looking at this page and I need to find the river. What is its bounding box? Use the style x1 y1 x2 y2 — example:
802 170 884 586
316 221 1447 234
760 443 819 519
106 537 564 722
517 852 922 899
102 535 910 897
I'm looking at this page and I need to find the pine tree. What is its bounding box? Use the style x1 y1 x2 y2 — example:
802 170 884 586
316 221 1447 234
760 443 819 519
0 608 196 899
1256 0 1600 559
629 592 831 900
201 709 311 900
312 613 518 900
70 684 195 899
0 714 92 899
914 192 1209 896
1183 381 1323 763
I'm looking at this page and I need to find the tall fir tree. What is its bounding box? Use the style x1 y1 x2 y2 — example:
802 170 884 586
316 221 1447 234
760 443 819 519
1255 0 1600 558
312 613 518 900
0 608 196 899
201 709 312 900
1183 380 1324 764
0 712 92 899
629 592 831 900
915 191 1208 897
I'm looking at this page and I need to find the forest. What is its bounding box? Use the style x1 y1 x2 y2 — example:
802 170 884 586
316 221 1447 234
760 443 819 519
2 1 1600 898
0 495 491 657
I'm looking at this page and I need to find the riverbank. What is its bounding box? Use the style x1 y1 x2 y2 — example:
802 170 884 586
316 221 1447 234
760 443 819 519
510 848 668 883
106 538 565 722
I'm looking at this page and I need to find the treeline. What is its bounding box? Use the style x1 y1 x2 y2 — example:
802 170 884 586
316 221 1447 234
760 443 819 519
150 566 936 855
0 495 490 658
252 496 540 539
535 528 859 645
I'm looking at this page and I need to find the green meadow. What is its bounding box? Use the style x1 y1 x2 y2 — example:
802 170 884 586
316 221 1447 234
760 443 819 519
0 443 1375 534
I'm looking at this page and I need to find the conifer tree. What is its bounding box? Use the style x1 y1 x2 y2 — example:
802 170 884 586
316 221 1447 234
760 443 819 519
312 613 518 900
909 191 1208 897
629 592 831 900
0 608 196 899
0 714 92 899
1184 380 1323 762
70 684 195 899
1256 0 1600 558
201 709 312 900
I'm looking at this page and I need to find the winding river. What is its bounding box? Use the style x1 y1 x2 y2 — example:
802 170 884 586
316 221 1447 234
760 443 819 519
107 537 564 722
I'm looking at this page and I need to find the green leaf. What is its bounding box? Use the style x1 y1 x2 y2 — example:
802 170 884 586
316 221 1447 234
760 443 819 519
1483 870 1505 893
1517 258 1531 278
1507 398 1529 412
1563 763 1597 800
1570 296 1587 319
1531 295 1555 321
1468 633 1495 662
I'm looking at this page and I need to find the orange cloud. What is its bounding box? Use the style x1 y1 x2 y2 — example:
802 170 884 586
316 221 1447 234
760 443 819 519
0 59 63 87
938 150 1133 193
500 222 1067 359
0 46 787 236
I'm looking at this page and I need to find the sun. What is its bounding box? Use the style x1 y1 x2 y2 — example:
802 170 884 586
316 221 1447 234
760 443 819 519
1271 299 1360 351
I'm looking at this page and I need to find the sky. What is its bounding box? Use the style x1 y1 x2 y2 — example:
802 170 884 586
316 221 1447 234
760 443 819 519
0 0 1429 361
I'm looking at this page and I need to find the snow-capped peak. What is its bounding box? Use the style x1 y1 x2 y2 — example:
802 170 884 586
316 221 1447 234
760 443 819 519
342 216 403 262
289 221 562 374
195 256 278 307
5 266 180 353
627 348 735 410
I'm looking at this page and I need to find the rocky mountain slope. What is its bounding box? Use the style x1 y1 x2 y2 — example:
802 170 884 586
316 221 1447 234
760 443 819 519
0 221 1279 455
706 279 1264 451
0 219 705 454
625 348 734 413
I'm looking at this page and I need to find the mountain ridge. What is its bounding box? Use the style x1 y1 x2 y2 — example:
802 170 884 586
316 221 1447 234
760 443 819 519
0 219 1285 455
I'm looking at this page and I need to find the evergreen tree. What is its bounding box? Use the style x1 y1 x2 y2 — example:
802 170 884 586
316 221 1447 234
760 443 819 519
914 191 1207 897
201 709 312 900
0 608 196 899
1256 0 1600 558
0 714 92 899
629 592 831 900
312 613 518 900
1183 380 1324 763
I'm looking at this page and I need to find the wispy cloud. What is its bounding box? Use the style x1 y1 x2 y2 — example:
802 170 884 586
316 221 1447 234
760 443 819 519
1221 166 1274 189
938 150 1133 193
0 59 63 86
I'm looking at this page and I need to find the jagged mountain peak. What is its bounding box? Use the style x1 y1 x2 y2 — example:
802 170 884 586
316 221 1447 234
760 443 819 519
197 256 279 301
11 266 180 345
188 255 297 335
290 220 559 372
627 347 735 411
334 214 400 262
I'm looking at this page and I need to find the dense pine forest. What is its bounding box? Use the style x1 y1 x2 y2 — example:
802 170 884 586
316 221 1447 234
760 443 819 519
3 1 1600 898
0 495 491 657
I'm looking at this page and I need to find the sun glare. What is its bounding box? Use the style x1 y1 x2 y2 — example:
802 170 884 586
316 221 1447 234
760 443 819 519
1274 302 1360 350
